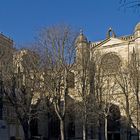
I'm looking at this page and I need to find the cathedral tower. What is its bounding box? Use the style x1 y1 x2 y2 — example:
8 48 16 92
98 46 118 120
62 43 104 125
75 30 89 65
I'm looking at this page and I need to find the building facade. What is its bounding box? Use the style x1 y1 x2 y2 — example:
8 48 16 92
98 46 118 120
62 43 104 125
72 22 140 140
39 22 140 140
0 34 24 140
1 22 140 140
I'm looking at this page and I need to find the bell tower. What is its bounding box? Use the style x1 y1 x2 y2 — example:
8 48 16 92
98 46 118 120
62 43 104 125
75 30 89 65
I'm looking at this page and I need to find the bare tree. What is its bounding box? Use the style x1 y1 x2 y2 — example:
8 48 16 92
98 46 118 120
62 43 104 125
96 75 118 140
119 0 140 12
93 52 122 140
74 39 92 140
115 67 137 140
75 49 120 140
129 48 140 108
37 24 77 140
129 48 140 138
4 49 42 140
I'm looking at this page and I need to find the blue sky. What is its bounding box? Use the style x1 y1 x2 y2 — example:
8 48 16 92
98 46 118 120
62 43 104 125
0 0 139 45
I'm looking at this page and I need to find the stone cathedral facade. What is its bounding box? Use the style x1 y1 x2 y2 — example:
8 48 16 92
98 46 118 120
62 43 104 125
71 22 140 140
21 22 139 140
0 23 140 140
43 22 140 140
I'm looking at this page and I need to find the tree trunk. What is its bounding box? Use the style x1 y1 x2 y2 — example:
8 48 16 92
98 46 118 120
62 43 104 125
22 122 30 140
125 95 131 140
105 116 108 140
98 119 102 140
60 119 65 140
83 121 87 140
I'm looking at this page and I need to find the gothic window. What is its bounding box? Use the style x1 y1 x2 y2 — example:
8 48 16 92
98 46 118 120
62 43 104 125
101 53 121 73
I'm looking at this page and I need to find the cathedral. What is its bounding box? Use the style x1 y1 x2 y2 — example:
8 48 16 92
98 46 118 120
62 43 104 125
40 22 140 140
0 22 140 140
71 22 140 140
